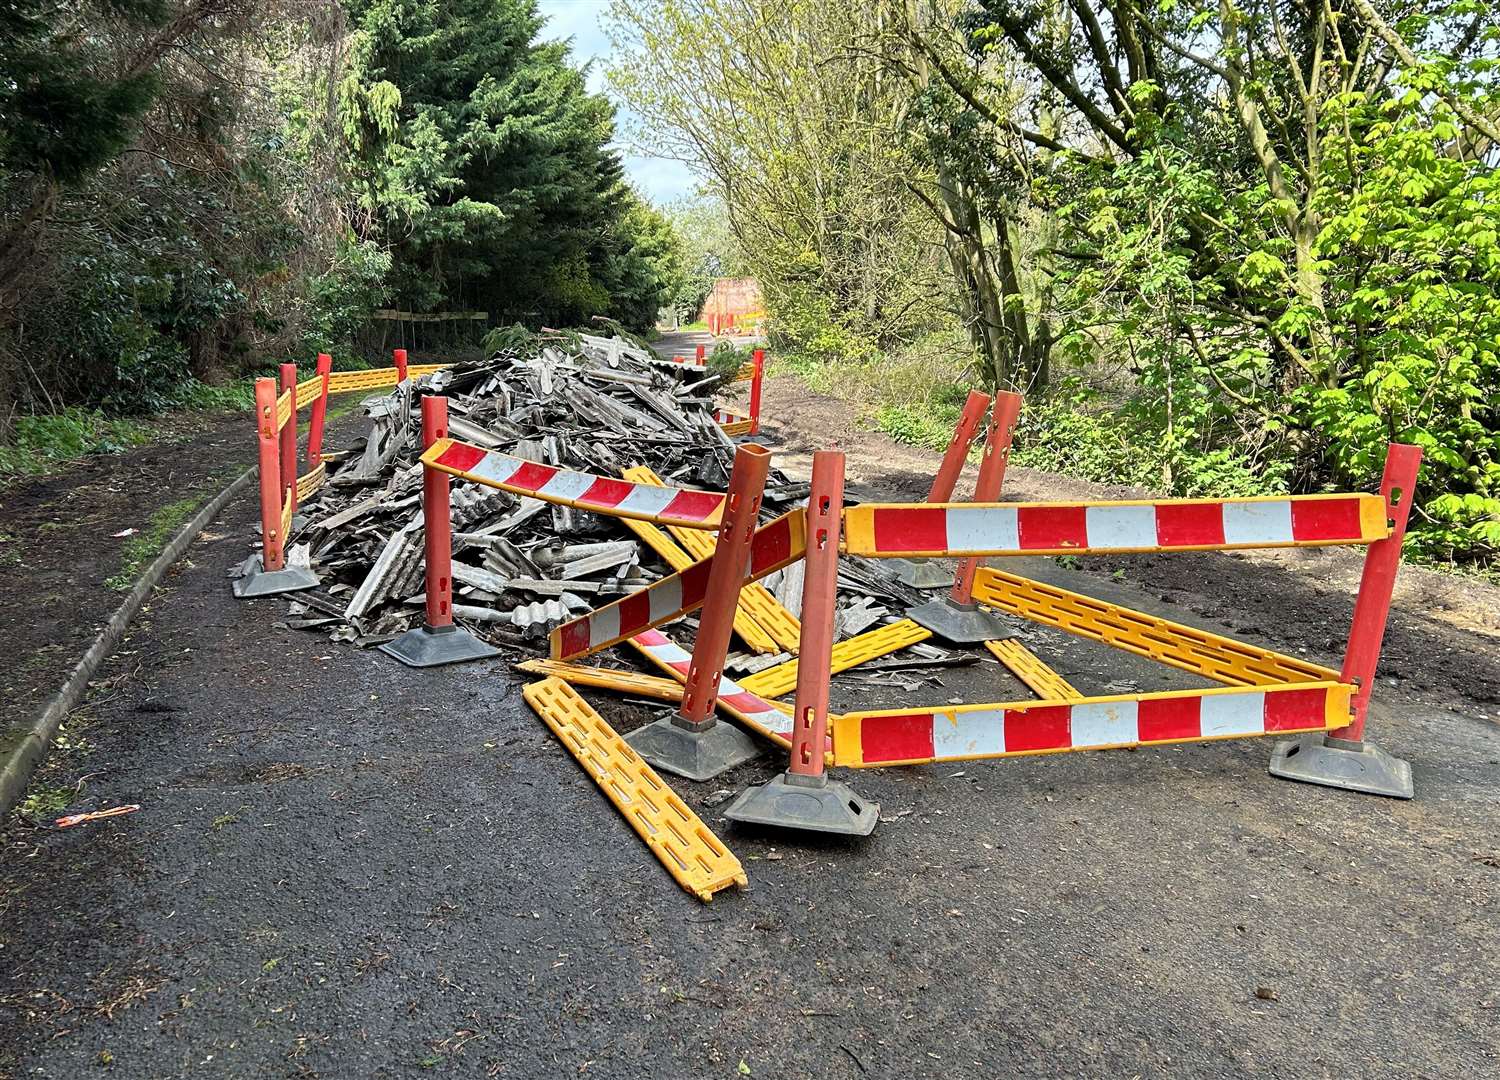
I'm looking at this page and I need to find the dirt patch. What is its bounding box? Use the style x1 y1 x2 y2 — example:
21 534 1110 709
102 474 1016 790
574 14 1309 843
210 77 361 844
0 411 253 737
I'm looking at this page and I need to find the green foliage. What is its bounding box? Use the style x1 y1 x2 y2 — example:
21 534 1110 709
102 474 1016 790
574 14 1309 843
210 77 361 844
0 0 164 183
301 236 394 359
706 341 752 379
481 322 544 356
0 410 154 479
343 0 673 329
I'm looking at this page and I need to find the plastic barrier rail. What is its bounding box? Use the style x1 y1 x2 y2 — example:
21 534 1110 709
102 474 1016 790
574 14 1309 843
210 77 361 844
831 682 1352 767
627 630 801 747
842 494 1388 557
522 677 747 902
422 439 728 530
969 567 1340 688
550 510 807 660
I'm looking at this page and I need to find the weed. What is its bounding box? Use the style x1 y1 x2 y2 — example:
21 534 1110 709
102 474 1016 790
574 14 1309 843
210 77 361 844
19 784 75 818
210 812 239 831
106 495 205 590
0 410 155 479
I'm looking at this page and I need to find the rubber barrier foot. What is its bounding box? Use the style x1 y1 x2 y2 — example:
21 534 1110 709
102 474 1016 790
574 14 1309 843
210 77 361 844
1267 734 1414 799
625 714 762 782
886 557 953 589
231 560 319 599
723 772 878 836
907 596 1016 644
379 623 499 668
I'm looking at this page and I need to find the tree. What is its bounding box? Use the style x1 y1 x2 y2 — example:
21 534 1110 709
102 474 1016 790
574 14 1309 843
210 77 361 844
341 0 668 328
968 0 1500 553
608 0 956 362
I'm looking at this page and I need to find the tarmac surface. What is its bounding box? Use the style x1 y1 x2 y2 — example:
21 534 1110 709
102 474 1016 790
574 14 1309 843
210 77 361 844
2 383 1497 1079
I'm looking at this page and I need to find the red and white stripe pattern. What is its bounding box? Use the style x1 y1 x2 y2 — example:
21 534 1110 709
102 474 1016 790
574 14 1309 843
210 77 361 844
627 630 799 747
551 511 805 660
833 683 1346 767
425 439 726 530
844 495 1384 557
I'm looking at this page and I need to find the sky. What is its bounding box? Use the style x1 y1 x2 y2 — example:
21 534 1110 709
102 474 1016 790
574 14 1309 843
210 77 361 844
535 0 700 205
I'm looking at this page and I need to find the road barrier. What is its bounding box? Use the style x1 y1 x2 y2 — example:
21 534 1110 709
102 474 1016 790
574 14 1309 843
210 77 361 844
662 346 766 434
413 395 1425 871
233 350 443 598
906 391 1024 641
475 391 1422 899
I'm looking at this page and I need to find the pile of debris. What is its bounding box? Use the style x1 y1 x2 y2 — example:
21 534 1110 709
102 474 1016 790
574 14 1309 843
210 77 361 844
256 333 925 660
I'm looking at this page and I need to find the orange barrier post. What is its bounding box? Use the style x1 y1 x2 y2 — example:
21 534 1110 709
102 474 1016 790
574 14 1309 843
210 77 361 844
625 444 773 780
307 353 333 466
931 390 994 502
907 390 1023 641
695 343 706 366
889 388 993 588
278 363 299 516
256 377 283 573
749 349 766 435
393 348 409 383
379 395 500 668
231 375 318 598
725 450 878 833
1269 442 1422 797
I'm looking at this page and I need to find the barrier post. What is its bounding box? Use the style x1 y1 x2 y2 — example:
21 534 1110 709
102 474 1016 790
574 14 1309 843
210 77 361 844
307 352 333 466
625 444 772 781
279 362 299 515
695 343 706 366
907 390 1024 641
379 395 500 668
394 348 409 383
725 450 879 834
889 388 993 588
231 376 319 598
749 348 766 435
1269 442 1423 797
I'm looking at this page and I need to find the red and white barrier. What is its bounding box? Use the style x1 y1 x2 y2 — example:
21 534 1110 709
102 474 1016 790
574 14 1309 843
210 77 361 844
834 682 1349 767
550 510 807 660
425 441 727 529
629 630 796 742
845 493 1388 557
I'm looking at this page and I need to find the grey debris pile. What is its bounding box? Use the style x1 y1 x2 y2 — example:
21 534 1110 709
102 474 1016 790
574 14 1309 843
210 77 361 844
262 334 799 650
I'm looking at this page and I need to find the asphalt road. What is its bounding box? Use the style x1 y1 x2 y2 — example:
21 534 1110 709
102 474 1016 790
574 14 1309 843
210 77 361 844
2 404 1497 1079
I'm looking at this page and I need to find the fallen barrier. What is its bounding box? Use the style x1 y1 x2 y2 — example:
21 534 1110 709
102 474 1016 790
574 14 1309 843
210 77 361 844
522 677 747 902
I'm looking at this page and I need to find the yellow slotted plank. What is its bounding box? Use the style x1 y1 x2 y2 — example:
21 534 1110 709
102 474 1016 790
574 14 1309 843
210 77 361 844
295 376 325 407
275 388 294 432
516 659 688 704
740 618 932 700
734 584 802 652
522 678 747 903
970 567 1339 687
296 461 327 502
623 465 801 651
280 486 294 540
985 639 1082 701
